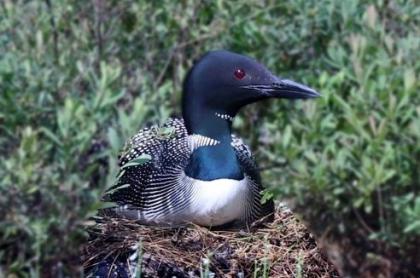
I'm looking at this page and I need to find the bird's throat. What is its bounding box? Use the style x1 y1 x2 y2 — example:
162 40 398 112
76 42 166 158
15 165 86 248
183 108 243 181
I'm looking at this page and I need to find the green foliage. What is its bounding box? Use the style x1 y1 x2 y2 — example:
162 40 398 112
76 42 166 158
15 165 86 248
255 0 419 270
0 0 418 276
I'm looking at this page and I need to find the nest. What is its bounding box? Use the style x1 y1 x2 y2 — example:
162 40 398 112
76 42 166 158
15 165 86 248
83 206 338 277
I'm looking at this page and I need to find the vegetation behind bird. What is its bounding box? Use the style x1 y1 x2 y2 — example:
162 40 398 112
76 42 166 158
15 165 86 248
0 0 418 276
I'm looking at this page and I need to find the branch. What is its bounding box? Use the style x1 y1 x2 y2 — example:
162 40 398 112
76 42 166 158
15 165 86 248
45 0 58 63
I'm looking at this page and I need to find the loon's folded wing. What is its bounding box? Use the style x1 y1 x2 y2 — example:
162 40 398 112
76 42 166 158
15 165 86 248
103 118 219 223
103 118 191 218
231 134 275 223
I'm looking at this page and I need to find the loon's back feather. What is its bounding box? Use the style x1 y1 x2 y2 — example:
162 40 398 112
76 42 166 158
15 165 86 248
104 118 273 227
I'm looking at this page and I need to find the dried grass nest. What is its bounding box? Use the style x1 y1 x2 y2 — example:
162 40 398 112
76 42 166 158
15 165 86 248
83 205 338 277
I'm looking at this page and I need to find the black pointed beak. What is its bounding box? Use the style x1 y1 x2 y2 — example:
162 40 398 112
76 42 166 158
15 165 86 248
242 78 320 99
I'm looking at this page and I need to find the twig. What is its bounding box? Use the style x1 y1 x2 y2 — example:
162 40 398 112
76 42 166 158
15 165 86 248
376 186 386 235
93 0 104 64
352 208 375 235
154 28 223 89
257 162 288 171
45 0 59 63
154 47 177 89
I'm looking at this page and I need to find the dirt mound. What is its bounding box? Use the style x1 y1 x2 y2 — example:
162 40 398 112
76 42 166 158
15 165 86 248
83 206 338 277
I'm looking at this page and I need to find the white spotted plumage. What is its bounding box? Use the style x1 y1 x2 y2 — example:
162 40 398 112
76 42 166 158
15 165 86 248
104 118 273 227
215 112 234 121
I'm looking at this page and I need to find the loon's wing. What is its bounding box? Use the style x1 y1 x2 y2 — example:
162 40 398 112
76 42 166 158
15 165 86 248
103 118 219 224
230 134 259 181
104 118 191 220
231 134 275 224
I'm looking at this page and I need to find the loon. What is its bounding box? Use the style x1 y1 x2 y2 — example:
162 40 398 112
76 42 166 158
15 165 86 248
104 50 319 228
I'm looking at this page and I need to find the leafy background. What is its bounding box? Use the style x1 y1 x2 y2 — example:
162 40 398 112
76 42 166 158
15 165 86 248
0 0 418 276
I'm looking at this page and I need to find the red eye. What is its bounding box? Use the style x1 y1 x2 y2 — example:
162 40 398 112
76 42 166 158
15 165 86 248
234 68 246 80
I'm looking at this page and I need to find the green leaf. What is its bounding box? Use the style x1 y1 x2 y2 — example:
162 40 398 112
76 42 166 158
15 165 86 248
282 125 292 147
98 202 118 210
404 221 420 234
404 68 416 92
156 126 175 139
261 190 274 205
116 169 126 181
40 127 62 146
121 154 152 169
107 127 121 152
106 183 131 195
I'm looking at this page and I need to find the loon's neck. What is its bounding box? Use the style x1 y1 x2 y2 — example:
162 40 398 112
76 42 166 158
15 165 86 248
183 106 243 181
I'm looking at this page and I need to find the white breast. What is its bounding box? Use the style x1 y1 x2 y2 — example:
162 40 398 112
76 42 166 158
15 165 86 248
187 175 249 226
115 171 250 227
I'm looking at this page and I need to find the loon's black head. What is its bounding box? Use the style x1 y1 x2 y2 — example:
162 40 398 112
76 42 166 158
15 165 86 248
182 50 319 132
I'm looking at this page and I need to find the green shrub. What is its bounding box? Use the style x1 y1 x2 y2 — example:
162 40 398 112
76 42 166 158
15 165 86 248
0 0 418 276
254 1 419 275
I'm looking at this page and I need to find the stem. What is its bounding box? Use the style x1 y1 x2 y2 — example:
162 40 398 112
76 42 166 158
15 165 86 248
45 0 59 63
353 208 375 235
93 0 104 65
376 185 386 235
